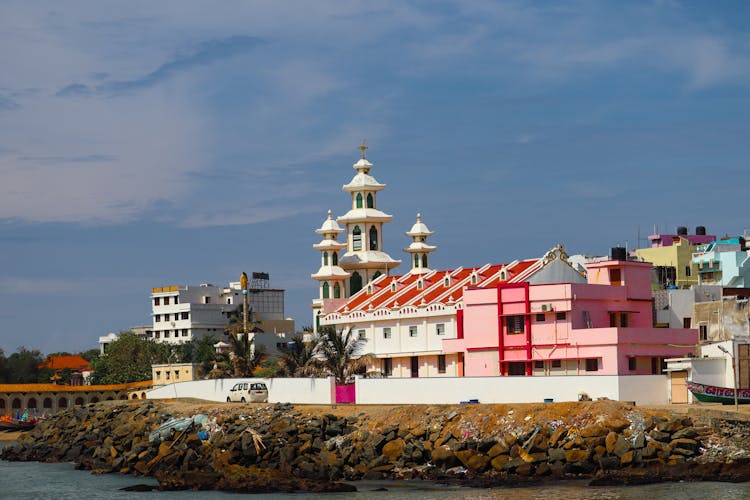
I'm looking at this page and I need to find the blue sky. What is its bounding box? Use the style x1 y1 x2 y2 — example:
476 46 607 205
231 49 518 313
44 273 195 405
1 1 749 354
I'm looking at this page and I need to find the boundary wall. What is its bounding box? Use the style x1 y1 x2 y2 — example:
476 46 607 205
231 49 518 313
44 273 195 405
147 377 336 404
354 375 669 406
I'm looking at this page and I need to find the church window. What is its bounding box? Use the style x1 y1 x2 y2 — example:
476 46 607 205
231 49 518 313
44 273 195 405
366 193 374 208
356 193 363 208
353 226 362 250
444 277 449 287
373 271 382 280
332 252 338 265
500 271 506 280
369 226 378 250
323 252 329 265
322 282 330 299
414 254 420 268
334 282 341 298
351 272 363 295
391 282 397 292
421 255 428 268
471 274 477 285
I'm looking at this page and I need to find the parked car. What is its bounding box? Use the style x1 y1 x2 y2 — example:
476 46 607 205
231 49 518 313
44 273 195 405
226 381 268 403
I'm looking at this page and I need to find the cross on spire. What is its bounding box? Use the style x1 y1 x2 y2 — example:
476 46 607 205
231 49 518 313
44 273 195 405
359 139 368 159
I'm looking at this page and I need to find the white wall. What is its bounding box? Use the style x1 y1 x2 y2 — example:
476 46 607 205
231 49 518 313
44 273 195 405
354 375 669 405
147 377 335 404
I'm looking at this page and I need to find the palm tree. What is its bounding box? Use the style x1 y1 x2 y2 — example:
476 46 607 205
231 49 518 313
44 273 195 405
314 326 370 385
277 334 324 377
223 306 265 377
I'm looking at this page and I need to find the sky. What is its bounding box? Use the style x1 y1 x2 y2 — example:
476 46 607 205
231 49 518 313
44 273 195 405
1 1 749 355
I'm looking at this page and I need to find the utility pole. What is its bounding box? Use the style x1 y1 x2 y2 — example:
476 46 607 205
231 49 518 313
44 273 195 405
718 344 739 412
240 272 249 337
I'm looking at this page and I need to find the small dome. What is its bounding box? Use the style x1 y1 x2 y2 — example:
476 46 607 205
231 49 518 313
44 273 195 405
406 213 434 237
316 210 344 234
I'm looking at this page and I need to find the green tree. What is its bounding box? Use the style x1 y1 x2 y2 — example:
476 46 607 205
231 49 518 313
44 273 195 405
172 335 219 377
79 349 101 363
314 326 370 385
277 334 323 377
5 347 48 383
91 332 170 384
0 348 7 383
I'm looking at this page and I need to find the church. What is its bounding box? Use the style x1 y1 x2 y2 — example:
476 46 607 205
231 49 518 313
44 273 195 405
311 145 594 378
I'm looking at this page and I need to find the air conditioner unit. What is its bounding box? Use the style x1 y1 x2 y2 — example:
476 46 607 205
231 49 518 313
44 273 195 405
170 321 176 327
541 304 549 312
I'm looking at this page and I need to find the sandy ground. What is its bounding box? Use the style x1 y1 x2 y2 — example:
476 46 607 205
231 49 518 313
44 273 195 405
0 431 25 443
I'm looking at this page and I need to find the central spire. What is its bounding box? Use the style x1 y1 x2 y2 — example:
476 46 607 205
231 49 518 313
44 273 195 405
359 138 368 159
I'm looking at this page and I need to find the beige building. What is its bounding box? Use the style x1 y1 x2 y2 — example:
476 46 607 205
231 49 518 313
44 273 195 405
151 362 203 387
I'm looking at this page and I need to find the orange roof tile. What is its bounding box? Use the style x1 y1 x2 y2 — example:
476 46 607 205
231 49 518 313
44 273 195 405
39 355 91 371
0 380 152 393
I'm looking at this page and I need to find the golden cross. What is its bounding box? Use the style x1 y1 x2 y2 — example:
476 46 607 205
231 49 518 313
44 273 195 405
359 139 367 159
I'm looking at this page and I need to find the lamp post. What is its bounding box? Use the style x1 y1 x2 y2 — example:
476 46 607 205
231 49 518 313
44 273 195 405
717 344 739 412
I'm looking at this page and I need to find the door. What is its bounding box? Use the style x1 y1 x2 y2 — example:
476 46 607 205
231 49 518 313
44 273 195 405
410 356 419 378
738 344 750 389
671 371 688 404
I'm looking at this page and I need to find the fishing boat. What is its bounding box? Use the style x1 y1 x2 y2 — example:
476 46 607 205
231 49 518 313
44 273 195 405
687 381 750 404
0 413 39 431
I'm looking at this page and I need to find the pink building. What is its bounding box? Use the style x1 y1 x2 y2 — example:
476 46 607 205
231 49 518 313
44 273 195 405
444 256 698 377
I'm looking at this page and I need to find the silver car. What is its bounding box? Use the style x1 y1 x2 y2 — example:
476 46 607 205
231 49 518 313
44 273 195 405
226 381 268 403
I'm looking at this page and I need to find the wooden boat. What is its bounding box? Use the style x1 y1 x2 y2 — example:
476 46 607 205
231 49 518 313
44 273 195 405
0 414 39 431
687 381 750 404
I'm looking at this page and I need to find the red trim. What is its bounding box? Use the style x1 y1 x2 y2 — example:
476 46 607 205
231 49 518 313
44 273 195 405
457 309 464 339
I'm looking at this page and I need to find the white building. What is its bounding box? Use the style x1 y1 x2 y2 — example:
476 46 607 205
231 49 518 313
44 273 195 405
150 277 293 345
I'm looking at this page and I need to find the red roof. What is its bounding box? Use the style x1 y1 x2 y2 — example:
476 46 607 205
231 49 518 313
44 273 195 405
39 355 91 372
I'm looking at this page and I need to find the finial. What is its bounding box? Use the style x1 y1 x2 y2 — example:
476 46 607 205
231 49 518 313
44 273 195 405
417 213 422 222
359 138 368 159
327 209 332 219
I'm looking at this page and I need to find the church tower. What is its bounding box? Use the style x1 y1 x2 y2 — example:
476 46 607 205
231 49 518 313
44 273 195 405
336 143 401 295
404 213 436 274
311 210 350 300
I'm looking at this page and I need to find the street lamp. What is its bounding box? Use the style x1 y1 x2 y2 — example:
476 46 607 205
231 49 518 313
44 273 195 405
717 344 739 412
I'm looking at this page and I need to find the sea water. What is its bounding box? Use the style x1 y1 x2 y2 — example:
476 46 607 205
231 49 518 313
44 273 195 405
1 445 749 499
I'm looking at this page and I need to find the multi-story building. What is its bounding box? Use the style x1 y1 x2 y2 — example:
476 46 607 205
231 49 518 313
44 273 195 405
447 250 698 378
692 235 750 287
633 226 715 289
150 276 292 345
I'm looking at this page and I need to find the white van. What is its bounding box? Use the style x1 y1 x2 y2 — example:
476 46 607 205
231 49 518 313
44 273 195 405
226 381 268 403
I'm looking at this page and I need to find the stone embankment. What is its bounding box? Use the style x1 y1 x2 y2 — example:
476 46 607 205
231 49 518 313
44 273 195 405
2 400 750 492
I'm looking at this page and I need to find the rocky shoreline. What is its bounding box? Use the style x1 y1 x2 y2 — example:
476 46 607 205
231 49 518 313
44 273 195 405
2 400 750 492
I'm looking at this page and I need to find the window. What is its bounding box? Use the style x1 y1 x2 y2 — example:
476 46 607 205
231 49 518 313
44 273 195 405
609 268 622 285
556 311 566 321
370 226 378 250
174 296 178 304
352 226 362 251
164 297 170 305
358 329 366 340
699 324 708 341
155 315 161 322
436 323 445 335
174 313 179 321
182 329 188 337
422 255 428 268
166 371 170 380
203 296 211 304
323 252 329 265
383 358 393 377
414 254 420 268
534 361 544 369
332 252 338 265
551 360 562 368
683 317 691 328
356 193 363 208
508 362 525 376
322 282 330 299
609 312 629 327
181 312 189 320
383 327 391 339
536 313 545 322
155 331 161 338
155 370 161 379
438 355 446 374
409 326 418 337
174 371 179 379
685 266 691 277
350 272 362 294
585 358 599 371
154 297 160 306
506 315 524 334
444 277 450 287
471 274 477 285
334 282 341 299
164 331 170 338
628 357 636 371
366 193 374 208
373 271 382 281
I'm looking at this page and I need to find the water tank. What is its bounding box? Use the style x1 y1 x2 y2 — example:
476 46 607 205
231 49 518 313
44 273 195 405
696 226 706 236
676 226 688 236
610 247 627 261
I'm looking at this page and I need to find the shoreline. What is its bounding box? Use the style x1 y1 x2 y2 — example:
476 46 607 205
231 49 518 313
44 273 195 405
3 400 750 492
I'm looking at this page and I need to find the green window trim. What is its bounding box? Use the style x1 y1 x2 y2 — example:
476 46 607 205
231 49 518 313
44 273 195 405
366 193 374 208
322 282 330 299
356 193 363 208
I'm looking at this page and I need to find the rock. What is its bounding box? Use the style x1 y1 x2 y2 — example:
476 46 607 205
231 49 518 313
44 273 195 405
548 448 566 462
548 427 567 447
598 455 620 470
672 427 698 440
455 450 490 472
565 449 590 463
381 439 405 462
490 455 510 470
605 432 618 454
581 424 606 438
487 441 509 457
430 445 456 466
648 429 671 442
612 436 631 457
670 438 699 455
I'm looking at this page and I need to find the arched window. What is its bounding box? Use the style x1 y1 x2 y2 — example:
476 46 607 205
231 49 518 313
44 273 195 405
500 271 506 280
27 398 37 409
75 397 85 405
351 272 363 295
369 226 378 250
332 252 338 265
334 282 341 298
422 255 428 268
356 193 363 208
322 282 330 299
444 277 450 287
414 254 420 268
373 271 382 280
366 193 374 208
352 226 362 251
58 397 68 408
0 398 5 409
323 252 329 265
131 394 138 400
89 397 99 404
11 398 21 409
43 397 53 408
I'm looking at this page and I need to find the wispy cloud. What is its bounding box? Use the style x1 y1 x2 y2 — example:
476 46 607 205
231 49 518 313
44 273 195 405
0 94 20 111
180 205 320 228
18 154 117 163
